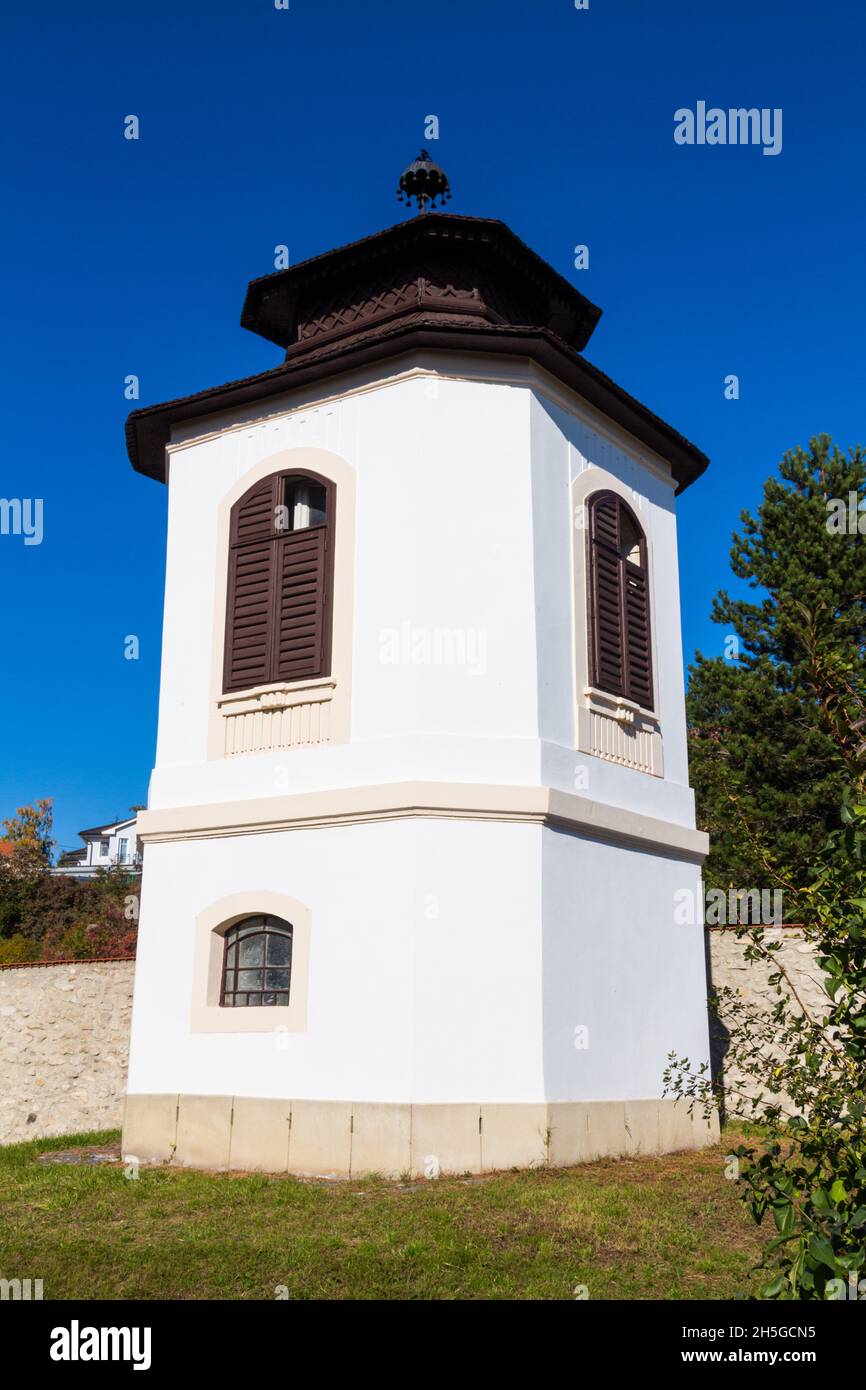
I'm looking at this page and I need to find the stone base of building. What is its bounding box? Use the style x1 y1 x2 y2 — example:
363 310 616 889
122 1094 719 1178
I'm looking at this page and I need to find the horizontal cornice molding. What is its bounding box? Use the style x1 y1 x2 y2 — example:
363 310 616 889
162 359 678 492
136 781 708 862
127 323 708 493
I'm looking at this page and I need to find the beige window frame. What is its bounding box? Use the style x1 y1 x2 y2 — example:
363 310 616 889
207 447 356 760
191 891 311 1034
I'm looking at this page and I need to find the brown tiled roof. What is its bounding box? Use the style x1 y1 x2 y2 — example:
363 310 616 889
57 848 87 866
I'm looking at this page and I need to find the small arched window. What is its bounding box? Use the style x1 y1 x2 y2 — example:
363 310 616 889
587 491 653 710
223 470 334 693
220 915 293 1007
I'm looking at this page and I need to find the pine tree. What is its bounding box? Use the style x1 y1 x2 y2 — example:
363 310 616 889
687 435 866 891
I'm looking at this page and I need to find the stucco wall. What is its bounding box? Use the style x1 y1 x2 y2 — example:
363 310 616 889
127 820 544 1105
146 359 695 834
0 960 134 1145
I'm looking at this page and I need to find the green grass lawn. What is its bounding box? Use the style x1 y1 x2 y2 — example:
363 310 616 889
0 1128 764 1300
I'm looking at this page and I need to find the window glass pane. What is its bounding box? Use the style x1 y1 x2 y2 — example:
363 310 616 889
239 936 265 967
286 480 327 530
265 969 290 991
619 510 643 565
221 916 293 1008
267 934 292 966
235 922 261 939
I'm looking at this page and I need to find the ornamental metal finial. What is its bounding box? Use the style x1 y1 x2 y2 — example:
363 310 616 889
397 149 451 213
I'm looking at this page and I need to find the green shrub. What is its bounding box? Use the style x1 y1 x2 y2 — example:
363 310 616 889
0 934 41 965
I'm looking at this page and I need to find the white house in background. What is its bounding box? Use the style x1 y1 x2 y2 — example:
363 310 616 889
122 154 717 1177
54 816 141 878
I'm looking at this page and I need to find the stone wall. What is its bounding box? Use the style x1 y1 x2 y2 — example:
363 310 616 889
0 935 826 1151
705 926 827 1108
0 960 135 1146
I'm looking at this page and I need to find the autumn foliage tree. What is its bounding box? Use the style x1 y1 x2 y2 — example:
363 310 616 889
1 798 54 879
0 800 138 962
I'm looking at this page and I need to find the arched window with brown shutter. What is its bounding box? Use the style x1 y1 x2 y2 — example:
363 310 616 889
587 491 654 711
223 470 335 693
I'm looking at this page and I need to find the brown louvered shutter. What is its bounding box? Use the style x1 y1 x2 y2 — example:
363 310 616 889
274 526 327 681
225 539 276 690
223 471 333 693
590 493 625 696
624 563 652 708
588 492 653 711
224 477 277 692
233 476 277 546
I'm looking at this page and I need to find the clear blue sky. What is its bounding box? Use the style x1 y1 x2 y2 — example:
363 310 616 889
1 0 863 856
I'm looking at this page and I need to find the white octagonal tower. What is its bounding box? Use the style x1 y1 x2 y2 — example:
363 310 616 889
123 191 717 1176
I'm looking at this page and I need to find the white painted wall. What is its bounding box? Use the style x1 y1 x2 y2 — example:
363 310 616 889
148 356 696 831
128 819 544 1103
541 827 708 1100
529 389 696 823
127 353 712 1111
127 817 710 1103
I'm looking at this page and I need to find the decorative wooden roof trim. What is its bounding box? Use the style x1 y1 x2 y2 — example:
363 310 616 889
241 213 602 353
127 212 708 492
